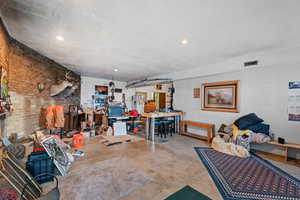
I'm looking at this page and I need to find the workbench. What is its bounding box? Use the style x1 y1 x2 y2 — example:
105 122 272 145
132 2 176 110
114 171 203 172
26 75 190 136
141 112 183 142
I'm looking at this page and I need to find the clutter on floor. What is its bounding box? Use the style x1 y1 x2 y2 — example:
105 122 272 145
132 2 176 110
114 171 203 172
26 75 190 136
41 136 73 176
26 151 55 184
211 136 250 158
101 135 145 146
195 147 300 200
0 96 151 199
211 113 271 157
72 150 85 158
0 150 44 199
1 136 26 160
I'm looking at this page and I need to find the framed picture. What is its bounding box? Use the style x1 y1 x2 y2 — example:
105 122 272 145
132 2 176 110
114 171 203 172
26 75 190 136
95 85 108 95
94 85 108 109
156 84 162 90
114 88 122 93
202 80 240 113
193 88 201 98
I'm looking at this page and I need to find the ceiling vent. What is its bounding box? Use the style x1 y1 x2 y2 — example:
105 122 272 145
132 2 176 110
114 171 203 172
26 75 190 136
244 60 258 68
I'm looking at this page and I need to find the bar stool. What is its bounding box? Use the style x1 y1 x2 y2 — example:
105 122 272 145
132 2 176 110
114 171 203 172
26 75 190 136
154 120 166 138
161 119 175 136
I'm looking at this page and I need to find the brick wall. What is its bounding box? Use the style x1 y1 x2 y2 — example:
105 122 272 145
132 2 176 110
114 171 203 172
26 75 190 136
0 18 80 137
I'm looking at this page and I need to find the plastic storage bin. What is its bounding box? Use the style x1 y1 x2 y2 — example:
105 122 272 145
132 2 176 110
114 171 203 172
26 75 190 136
26 151 55 184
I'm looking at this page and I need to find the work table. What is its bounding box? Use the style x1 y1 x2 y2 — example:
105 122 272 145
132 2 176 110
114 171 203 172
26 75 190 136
141 112 183 142
141 112 182 118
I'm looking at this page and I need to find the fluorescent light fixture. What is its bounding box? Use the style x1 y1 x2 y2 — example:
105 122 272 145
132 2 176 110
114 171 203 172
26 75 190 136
114 69 118 72
181 39 188 45
56 35 64 41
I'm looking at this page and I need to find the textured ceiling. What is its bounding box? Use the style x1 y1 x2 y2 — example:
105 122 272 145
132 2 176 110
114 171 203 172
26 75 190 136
1 0 300 81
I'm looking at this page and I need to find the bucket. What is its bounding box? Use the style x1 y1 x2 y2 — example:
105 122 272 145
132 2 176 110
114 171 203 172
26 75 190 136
82 131 90 138
82 131 90 145
72 133 84 148
133 127 139 133
90 130 96 137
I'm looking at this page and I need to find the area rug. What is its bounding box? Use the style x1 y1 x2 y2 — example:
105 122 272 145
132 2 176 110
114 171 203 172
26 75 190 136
0 189 18 200
194 147 300 200
164 186 212 200
58 157 152 200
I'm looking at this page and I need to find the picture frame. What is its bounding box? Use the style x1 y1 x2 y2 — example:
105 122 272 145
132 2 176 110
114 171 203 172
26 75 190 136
156 84 162 90
201 80 240 113
95 85 108 95
193 88 201 98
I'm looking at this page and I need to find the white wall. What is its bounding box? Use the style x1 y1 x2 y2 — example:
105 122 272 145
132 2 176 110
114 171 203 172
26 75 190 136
174 64 300 158
154 46 300 81
80 76 127 108
81 76 171 112
124 84 172 111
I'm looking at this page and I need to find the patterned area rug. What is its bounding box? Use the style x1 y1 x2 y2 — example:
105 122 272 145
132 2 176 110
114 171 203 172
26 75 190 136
195 147 300 200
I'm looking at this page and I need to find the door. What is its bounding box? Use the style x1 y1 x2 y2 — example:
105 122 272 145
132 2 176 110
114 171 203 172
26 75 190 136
159 93 166 110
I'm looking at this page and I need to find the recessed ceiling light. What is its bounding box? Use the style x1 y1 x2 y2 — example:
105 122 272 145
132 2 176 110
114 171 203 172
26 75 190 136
181 39 188 45
114 69 118 72
56 35 64 41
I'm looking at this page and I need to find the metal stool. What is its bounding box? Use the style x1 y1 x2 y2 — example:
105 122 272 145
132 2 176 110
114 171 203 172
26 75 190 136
154 121 165 138
161 119 175 136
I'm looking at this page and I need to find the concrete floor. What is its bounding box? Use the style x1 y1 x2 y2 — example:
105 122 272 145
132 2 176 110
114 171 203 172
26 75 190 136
58 135 222 200
54 134 300 200
1 135 299 200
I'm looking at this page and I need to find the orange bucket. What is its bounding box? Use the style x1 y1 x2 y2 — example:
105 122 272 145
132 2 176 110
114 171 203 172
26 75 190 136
72 133 84 148
133 127 139 133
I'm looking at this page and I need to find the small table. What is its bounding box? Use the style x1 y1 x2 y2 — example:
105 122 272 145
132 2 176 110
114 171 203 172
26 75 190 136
141 112 183 142
180 120 215 143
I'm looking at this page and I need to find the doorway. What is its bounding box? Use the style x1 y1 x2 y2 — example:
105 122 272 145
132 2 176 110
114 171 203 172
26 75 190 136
154 92 166 110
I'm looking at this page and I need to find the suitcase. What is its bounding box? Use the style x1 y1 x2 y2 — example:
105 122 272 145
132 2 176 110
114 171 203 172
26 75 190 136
26 151 55 184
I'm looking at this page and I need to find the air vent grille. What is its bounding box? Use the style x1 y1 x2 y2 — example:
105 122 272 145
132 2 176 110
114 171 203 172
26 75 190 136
244 60 258 67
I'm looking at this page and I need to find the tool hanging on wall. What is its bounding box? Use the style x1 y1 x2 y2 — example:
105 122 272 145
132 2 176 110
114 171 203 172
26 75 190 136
108 80 115 102
122 93 127 112
169 83 175 110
